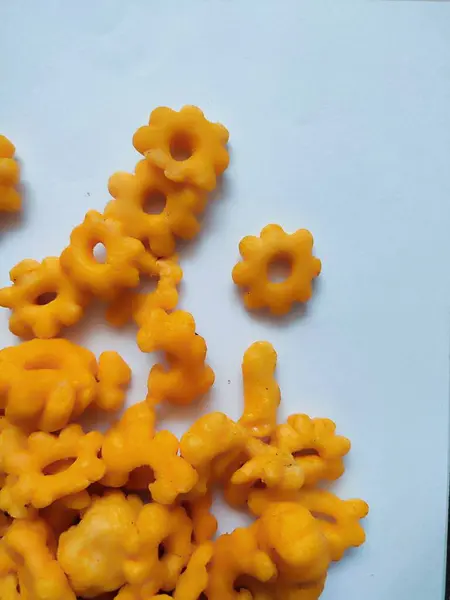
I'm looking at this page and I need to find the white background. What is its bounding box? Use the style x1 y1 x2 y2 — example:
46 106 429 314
1 1 450 599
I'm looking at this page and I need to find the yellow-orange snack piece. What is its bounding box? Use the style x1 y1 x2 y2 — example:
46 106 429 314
294 489 369 562
207 526 277 600
106 255 182 328
58 491 142 598
232 224 321 315
0 257 86 339
180 412 247 494
0 135 21 213
123 503 192 593
105 160 206 257
255 502 330 584
0 424 105 516
226 437 305 506
172 541 213 600
182 490 218 543
272 414 351 486
95 351 132 411
239 341 280 439
248 487 368 562
60 210 145 299
102 402 197 503
0 339 98 432
138 309 215 405
0 517 75 599
133 105 229 192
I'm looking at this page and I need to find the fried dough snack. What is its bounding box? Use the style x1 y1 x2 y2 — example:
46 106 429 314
0 257 86 339
138 309 214 405
105 160 206 257
133 105 229 192
232 225 321 315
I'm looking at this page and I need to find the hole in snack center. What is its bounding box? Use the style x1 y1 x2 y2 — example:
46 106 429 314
170 133 194 161
143 190 166 215
311 511 337 525
293 448 320 459
93 242 107 263
36 291 58 305
43 458 76 476
267 254 292 283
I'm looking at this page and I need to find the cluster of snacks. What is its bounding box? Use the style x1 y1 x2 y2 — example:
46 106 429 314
0 134 21 213
0 106 367 599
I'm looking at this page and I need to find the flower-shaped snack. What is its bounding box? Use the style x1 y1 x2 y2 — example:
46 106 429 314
60 210 145 299
206 526 276 600
0 134 21 212
0 424 105 515
0 257 86 338
239 341 280 439
106 255 182 328
1 517 76 599
133 105 229 192
255 502 330 584
105 160 206 257
272 414 351 486
95 351 132 411
232 224 321 315
137 309 215 405
58 492 142 598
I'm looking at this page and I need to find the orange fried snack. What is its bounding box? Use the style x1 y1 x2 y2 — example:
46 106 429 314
0 257 86 339
180 412 247 494
95 351 132 411
0 517 75 599
0 424 105 516
102 402 198 503
58 492 142 598
239 341 280 438
133 105 229 192
225 437 305 508
172 541 213 600
272 414 351 486
232 224 321 315
0 339 98 432
0 135 21 212
137 309 215 405
207 526 277 600
255 502 330 584
248 487 368 562
106 255 182 328
105 160 206 257
123 503 193 593
294 489 369 562
182 490 218 543
60 210 145 299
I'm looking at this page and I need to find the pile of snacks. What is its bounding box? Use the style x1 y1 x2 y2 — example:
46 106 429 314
0 106 368 599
